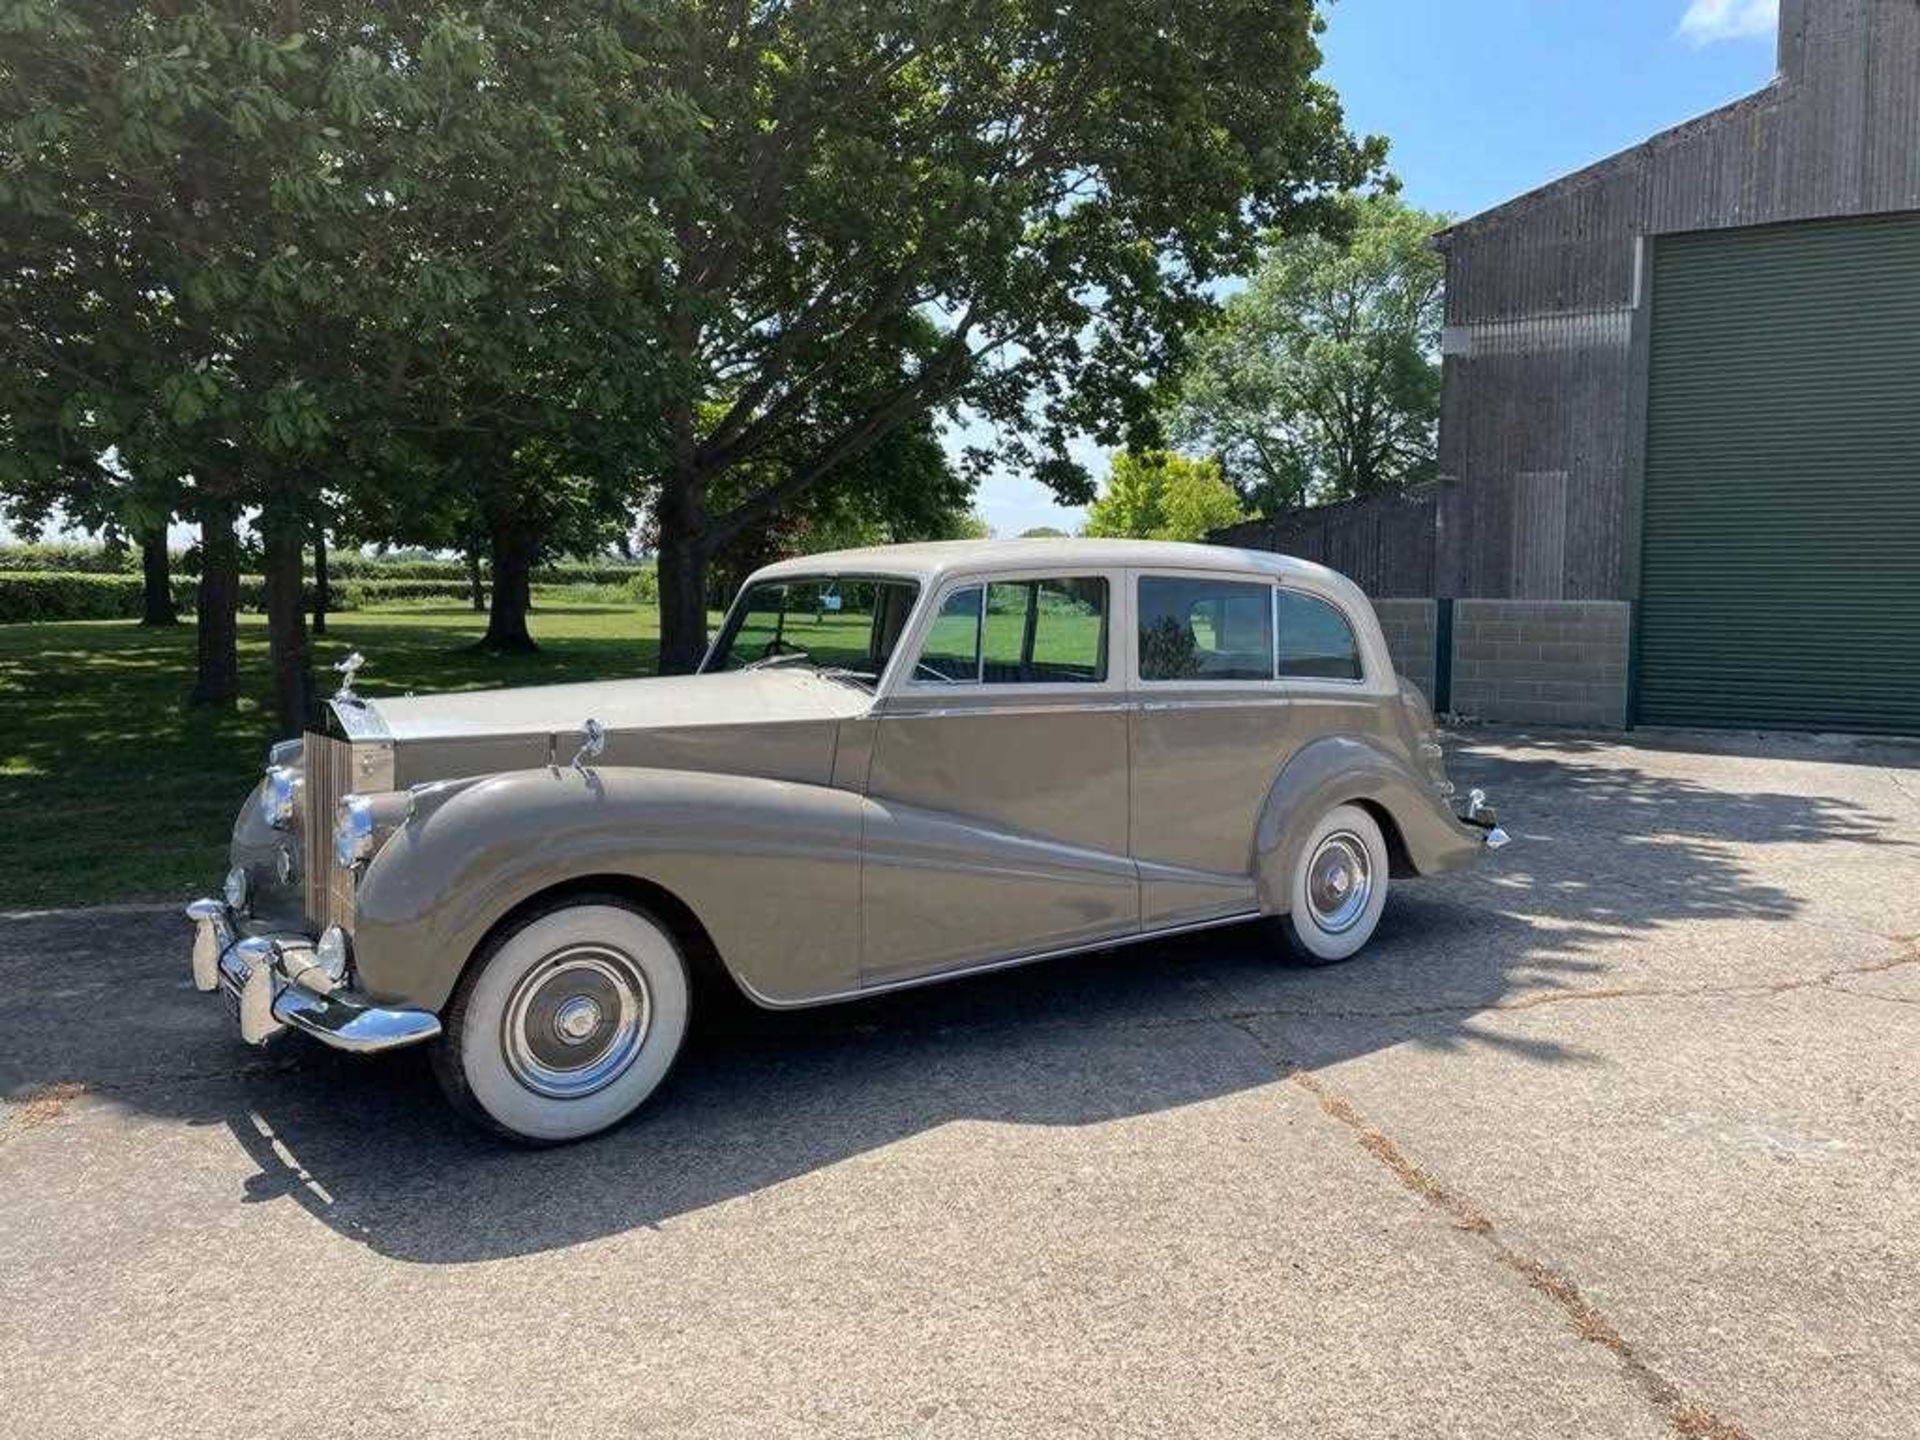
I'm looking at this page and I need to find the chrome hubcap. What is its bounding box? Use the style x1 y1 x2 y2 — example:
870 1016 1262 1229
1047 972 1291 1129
552 995 603 1044
1306 832 1373 935
503 945 650 1100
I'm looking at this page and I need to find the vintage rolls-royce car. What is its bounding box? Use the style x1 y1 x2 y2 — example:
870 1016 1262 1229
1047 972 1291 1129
187 539 1506 1141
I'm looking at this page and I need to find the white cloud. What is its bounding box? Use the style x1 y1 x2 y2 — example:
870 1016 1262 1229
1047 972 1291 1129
1678 0 1779 45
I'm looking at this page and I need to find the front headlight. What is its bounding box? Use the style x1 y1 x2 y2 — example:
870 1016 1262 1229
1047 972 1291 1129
259 765 301 830
334 794 376 867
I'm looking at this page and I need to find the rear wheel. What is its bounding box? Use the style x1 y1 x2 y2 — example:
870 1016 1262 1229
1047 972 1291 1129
1283 804 1389 966
432 898 691 1143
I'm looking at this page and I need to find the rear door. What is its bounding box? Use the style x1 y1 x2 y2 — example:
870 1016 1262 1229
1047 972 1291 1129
1127 568 1296 926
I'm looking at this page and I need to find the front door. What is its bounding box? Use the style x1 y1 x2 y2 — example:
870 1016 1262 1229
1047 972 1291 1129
861 571 1137 983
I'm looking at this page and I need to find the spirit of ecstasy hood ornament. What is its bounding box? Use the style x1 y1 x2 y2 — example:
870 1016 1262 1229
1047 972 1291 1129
333 651 367 705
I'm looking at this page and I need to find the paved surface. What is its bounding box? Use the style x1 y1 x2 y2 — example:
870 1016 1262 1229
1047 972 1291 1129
4 729 1918 1439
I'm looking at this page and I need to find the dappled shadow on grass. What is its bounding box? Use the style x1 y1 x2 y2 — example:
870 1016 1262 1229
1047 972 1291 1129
2 738 1906 1262
0 605 666 907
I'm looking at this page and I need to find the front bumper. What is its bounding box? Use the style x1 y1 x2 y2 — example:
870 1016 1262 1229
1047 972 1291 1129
185 898 441 1053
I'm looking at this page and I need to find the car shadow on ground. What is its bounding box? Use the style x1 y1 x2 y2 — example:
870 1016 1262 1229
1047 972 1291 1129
1 742 1906 1263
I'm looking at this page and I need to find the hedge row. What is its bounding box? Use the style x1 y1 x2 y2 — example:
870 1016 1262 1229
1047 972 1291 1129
0 571 661 623
326 555 648 586
0 542 143 574
0 542 649 588
0 573 181 623
0 572 491 623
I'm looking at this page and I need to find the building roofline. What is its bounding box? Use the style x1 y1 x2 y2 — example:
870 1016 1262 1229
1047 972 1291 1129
1432 70 1788 248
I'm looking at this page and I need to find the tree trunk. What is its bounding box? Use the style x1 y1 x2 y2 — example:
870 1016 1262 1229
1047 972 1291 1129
138 525 179 626
654 533 711 675
465 544 486 611
311 526 329 637
654 428 712 675
191 503 240 708
262 507 313 737
480 520 537 651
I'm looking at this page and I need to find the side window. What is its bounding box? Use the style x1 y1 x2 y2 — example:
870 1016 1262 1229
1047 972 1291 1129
981 578 1107 683
913 586 982 682
1138 576 1275 682
1276 590 1363 681
912 578 1108 685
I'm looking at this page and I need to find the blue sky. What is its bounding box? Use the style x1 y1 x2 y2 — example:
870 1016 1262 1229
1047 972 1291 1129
969 0 1786 537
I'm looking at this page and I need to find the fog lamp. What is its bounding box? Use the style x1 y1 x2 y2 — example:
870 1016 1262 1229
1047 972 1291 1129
314 926 351 986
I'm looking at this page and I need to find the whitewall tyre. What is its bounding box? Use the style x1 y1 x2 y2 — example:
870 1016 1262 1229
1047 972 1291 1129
433 899 691 1144
1284 804 1390 966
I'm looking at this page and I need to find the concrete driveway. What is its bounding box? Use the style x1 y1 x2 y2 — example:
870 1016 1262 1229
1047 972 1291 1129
3 730 1917 1439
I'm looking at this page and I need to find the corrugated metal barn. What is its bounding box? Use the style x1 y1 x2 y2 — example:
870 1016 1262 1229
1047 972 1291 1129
1238 0 1920 732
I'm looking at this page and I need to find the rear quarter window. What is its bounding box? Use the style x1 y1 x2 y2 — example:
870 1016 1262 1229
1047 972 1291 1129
1276 590 1363 681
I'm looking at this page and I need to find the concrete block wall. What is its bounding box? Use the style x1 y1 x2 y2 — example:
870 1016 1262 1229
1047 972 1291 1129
1449 600 1631 727
1370 599 1438 696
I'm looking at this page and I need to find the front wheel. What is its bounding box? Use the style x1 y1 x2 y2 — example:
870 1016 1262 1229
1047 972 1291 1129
432 898 691 1143
1283 804 1389 966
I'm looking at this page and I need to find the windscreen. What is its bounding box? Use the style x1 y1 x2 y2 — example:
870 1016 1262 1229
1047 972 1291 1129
706 576 921 684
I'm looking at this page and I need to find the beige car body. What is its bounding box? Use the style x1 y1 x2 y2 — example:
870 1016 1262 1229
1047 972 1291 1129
199 539 1498 1059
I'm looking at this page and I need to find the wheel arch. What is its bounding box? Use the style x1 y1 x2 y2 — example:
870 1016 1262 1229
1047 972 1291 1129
349 764 865 1012
1252 733 1463 912
456 873 746 1013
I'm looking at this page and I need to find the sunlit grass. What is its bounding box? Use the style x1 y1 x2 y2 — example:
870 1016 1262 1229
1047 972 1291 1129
0 600 688 909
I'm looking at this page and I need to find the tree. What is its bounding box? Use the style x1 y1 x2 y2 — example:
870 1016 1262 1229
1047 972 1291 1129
2 3 679 715
1082 450 1245 542
1018 525 1068 539
702 407 975 601
1170 194 1445 515
635 1 1384 670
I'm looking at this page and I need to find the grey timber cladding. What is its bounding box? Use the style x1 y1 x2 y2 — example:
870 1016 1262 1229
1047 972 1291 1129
1432 0 1920 603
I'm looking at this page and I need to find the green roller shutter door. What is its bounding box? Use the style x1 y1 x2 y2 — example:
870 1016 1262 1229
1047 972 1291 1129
1638 213 1920 734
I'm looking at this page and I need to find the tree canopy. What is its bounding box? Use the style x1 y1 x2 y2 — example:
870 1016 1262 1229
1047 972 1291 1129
1082 450 1245 542
2 0 1387 715
1169 193 1445 516
630 0 1385 667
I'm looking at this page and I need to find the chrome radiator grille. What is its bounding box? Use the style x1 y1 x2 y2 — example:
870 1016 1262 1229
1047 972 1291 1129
300 730 393 933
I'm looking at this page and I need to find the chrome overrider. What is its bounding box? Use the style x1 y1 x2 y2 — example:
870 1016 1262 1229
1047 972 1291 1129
1460 788 1511 851
184 897 440 1053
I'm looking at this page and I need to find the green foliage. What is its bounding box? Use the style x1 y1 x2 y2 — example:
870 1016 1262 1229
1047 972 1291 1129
2 0 1384 675
0 542 141 574
1082 451 1246 542
0 569 528 622
1018 526 1069 539
0 573 170 624
1170 194 1447 513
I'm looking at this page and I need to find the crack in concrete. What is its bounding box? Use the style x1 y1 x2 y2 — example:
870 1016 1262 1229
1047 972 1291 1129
1226 1018 1751 1440
1195 943 1920 1030
1884 767 1920 816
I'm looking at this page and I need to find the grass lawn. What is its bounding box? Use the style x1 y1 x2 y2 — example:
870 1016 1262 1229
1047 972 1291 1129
1 589 1113 910
0 600 681 910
